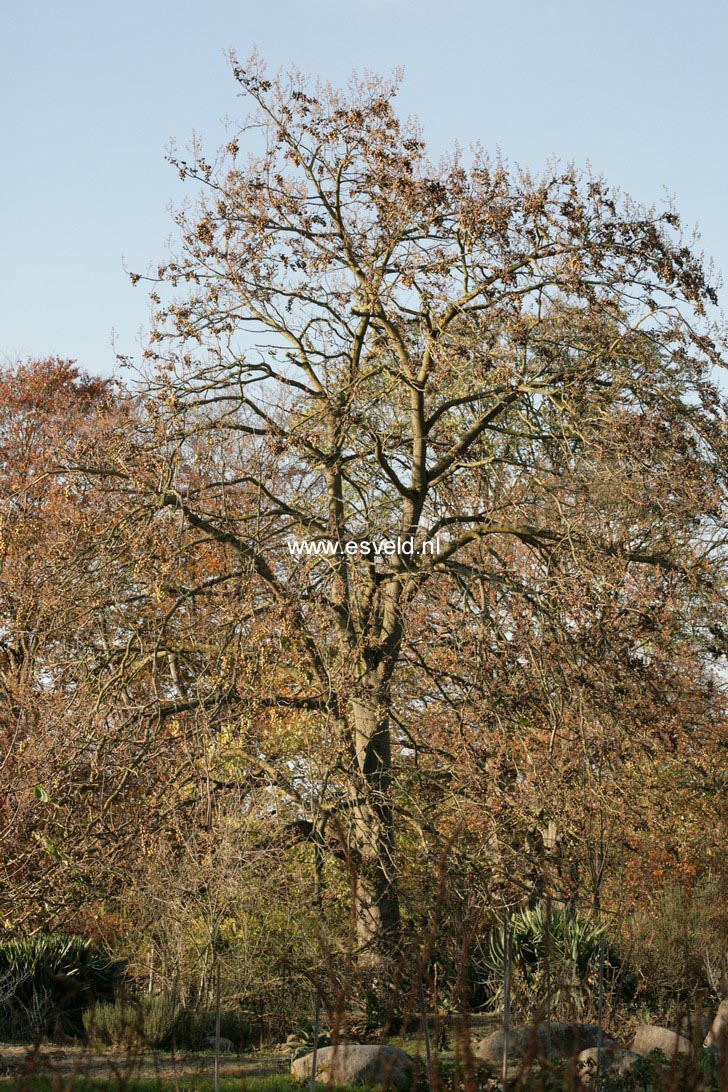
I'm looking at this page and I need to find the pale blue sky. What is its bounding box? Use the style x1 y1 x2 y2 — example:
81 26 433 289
2 0 726 376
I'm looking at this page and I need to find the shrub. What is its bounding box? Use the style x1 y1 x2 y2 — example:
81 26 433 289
83 992 182 1050
0 933 123 1040
83 996 258 1052
620 881 724 1013
174 1006 257 1050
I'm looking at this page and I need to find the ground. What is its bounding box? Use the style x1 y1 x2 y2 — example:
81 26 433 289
0 1042 290 1089
0 1014 502 1088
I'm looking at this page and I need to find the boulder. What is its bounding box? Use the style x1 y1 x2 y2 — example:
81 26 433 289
705 1000 728 1049
204 1035 234 1053
291 1044 413 1088
577 1046 642 1085
476 1022 615 1061
631 1025 691 1058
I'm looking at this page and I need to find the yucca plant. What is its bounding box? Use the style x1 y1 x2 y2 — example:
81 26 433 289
0 933 123 1039
474 903 611 1022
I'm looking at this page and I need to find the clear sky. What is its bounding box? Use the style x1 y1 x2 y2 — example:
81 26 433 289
2 0 726 377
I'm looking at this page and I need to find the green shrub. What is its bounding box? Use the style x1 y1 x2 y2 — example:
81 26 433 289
174 1005 257 1050
83 995 257 1052
0 932 123 1040
83 992 182 1050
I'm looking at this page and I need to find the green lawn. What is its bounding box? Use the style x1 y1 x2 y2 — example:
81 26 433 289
0 1077 307 1092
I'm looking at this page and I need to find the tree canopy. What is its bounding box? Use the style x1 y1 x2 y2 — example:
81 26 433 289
123 56 728 978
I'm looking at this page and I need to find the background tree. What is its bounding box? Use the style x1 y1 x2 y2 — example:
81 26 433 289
0 359 121 925
0 360 212 935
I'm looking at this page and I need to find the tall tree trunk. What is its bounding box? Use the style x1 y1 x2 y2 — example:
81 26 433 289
348 693 400 979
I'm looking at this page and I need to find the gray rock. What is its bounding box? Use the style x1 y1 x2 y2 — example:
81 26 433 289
204 1035 234 1053
577 1046 642 1085
476 1022 615 1061
291 1044 413 1087
631 1025 691 1058
705 1000 728 1049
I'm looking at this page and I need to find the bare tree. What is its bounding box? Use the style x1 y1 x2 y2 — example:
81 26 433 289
123 55 727 985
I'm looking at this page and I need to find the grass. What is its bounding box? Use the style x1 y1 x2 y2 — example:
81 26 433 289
0 1078 305 1091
